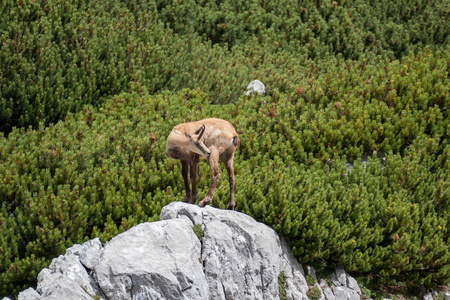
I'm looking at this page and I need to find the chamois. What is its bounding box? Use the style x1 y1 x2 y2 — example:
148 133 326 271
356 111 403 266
166 118 240 210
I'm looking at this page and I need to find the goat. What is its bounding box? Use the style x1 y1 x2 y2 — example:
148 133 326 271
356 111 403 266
166 118 240 210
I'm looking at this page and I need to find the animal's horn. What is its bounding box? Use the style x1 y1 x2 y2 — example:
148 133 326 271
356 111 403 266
197 124 206 140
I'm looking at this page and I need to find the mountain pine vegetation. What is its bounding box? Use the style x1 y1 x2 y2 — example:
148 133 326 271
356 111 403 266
0 0 449 297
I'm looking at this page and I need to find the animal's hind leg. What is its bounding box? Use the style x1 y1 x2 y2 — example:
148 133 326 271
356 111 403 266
199 150 220 207
181 160 192 202
225 157 235 210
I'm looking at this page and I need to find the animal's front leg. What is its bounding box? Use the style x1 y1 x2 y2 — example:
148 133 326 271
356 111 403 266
199 150 220 207
189 155 199 204
181 160 192 202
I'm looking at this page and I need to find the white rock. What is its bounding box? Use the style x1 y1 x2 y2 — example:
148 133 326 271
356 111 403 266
159 201 204 225
347 275 361 295
245 80 266 96
79 238 102 270
279 237 309 300
161 202 310 299
63 238 102 270
36 268 94 300
333 285 360 300
17 287 40 300
423 292 433 300
335 267 348 286
94 218 208 300
320 279 330 288
14 202 341 300
307 266 319 282
64 244 83 257
47 254 99 296
323 287 336 300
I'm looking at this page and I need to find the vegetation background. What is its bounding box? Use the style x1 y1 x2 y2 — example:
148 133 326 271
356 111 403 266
0 0 448 298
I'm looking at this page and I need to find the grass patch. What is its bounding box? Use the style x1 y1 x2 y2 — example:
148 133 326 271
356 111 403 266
192 224 204 242
306 286 322 300
278 271 288 300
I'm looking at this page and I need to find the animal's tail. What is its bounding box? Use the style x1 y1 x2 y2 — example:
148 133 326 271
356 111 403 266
233 136 240 147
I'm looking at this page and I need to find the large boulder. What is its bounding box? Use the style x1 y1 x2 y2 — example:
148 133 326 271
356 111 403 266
160 202 310 300
94 218 208 300
14 202 367 300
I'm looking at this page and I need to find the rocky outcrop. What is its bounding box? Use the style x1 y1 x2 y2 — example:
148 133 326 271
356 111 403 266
327 267 361 300
95 218 207 299
12 202 365 300
160 202 309 299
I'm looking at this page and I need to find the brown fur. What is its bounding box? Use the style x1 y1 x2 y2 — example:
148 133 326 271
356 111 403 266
166 118 240 210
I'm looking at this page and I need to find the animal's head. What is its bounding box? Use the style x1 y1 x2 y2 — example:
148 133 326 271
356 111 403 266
185 124 211 157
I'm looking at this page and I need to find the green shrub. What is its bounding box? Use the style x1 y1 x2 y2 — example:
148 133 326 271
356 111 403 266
306 275 316 286
192 224 204 242
278 271 288 300
305 273 321 300
1 1 449 134
157 0 449 60
0 49 448 298
307 286 322 300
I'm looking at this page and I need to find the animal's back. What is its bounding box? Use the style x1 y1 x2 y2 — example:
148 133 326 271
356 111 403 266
201 118 239 150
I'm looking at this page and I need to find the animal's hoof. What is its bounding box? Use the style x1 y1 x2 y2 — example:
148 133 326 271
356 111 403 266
198 199 211 207
189 195 198 204
182 195 198 204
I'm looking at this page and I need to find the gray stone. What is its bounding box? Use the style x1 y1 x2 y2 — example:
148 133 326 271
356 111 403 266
323 287 336 300
423 292 433 300
79 238 102 270
63 238 102 270
64 244 83 257
160 202 309 300
279 238 309 300
47 254 99 296
17 287 40 300
320 279 330 289
330 272 341 287
347 275 361 295
245 80 266 96
307 265 319 282
36 268 94 300
15 202 351 300
333 285 360 300
159 202 204 225
26 239 104 300
335 267 348 286
444 292 450 300
94 218 208 300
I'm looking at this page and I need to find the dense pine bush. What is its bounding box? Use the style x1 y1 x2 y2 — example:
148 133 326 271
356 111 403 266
1 0 449 133
1 49 449 296
0 0 449 297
